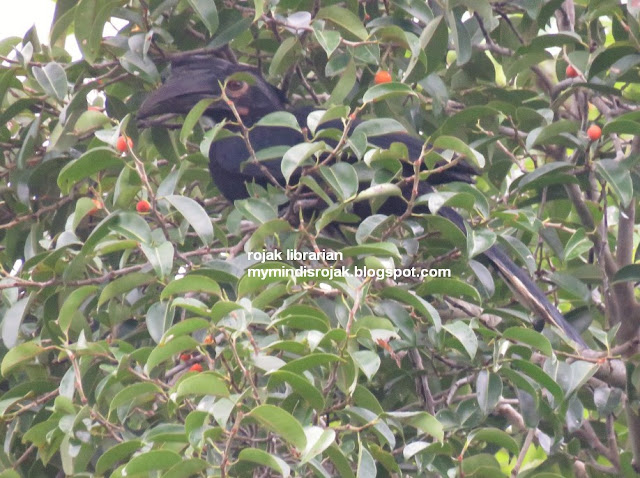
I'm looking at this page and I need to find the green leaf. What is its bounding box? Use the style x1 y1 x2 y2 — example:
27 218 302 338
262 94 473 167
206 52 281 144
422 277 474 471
386 411 444 441
595 159 633 207
16 115 40 169
146 301 174 344
175 373 229 399
353 118 407 137
431 136 485 168
255 111 301 131
2 296 31 349
350 350 381 381
1 341 44 376
237 449 290 477
476 371 502 415
109 382 162 413
403 16 442 81
419 278 481 303
180 98 215 144
124 450 182 475
281 353 344 374
468 428 519 455
447 10 471 65
146 336 200 373
314 28 341 57
269 37 300 76
380 288 441 331
363 82 417 104
161 318 209 343
235 198 278 224
355 183 402 202
141 241 174 280
164 195 214 245
443 321 477 359
282 141 327 183
564 228 592 262
268 370 325 410
74 0 122 64
57 147 123 194
329 59 356 106
246 405 307 449
526 120 579 148
503 327 553 357
357 444 377 478
58 286 98 335
319 163 359 201
512 359 564 404
187 0 218 34
300 426 336 464
316 6 368 40
32 62 67 100
516 162 574 191
111 211 153 243
613 264 640 284
602 119 640 136
161 275 221 300
97 272 155 307
549 272 591 302
161 458 208 478
95 440 143 475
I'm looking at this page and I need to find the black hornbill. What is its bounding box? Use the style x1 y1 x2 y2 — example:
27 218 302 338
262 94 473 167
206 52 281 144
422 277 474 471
137 53 588 349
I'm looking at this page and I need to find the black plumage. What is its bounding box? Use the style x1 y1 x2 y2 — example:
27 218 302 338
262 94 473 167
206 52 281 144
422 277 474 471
137 53 587 348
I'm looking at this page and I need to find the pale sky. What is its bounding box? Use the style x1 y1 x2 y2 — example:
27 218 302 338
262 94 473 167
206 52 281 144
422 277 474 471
1 0 57 43
0 0 121 60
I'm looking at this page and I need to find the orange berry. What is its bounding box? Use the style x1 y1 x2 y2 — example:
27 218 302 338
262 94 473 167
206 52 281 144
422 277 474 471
203 335 214 345
88 105 102 112
136 199 151 213
587 124 602 141
116 135 133 153
189 363 203 372
374 70 392 85
565 65 578 78
88 198 102 216
180 353 192 362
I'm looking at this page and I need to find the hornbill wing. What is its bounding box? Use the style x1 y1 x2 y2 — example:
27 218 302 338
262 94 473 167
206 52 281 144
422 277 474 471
209 118 477 201
137 54 588 349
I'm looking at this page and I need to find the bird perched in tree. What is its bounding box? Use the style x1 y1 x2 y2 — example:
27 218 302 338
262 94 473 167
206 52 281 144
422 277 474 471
137 51 588 349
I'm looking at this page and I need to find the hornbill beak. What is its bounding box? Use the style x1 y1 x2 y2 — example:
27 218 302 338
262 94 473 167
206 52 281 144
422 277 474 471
137 67 222 120
137 55 285 125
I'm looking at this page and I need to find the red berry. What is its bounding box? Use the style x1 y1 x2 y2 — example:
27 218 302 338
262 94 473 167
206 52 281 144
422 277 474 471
374 70 392 85
136 200 151 213
180 353 192 362
116 135 133 153
587 124 602 141
565 65 579 78
88 198 102 216
189 363 203 372
87 105 102 112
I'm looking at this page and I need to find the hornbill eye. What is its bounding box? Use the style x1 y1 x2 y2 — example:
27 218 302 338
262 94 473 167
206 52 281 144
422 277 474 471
226 80 248 97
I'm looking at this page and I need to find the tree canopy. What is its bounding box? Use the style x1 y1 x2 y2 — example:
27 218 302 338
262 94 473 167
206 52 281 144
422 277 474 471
1 0 640 476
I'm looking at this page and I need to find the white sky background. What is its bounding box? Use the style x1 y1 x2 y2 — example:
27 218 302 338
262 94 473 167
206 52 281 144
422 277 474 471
0 0 118 59
1 0 58 44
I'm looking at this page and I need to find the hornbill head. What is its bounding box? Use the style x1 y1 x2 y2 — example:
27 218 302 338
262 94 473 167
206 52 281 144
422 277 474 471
137 54 286 125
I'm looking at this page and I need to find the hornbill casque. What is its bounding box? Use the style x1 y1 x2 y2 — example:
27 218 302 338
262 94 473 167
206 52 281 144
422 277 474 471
137 52 588 349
